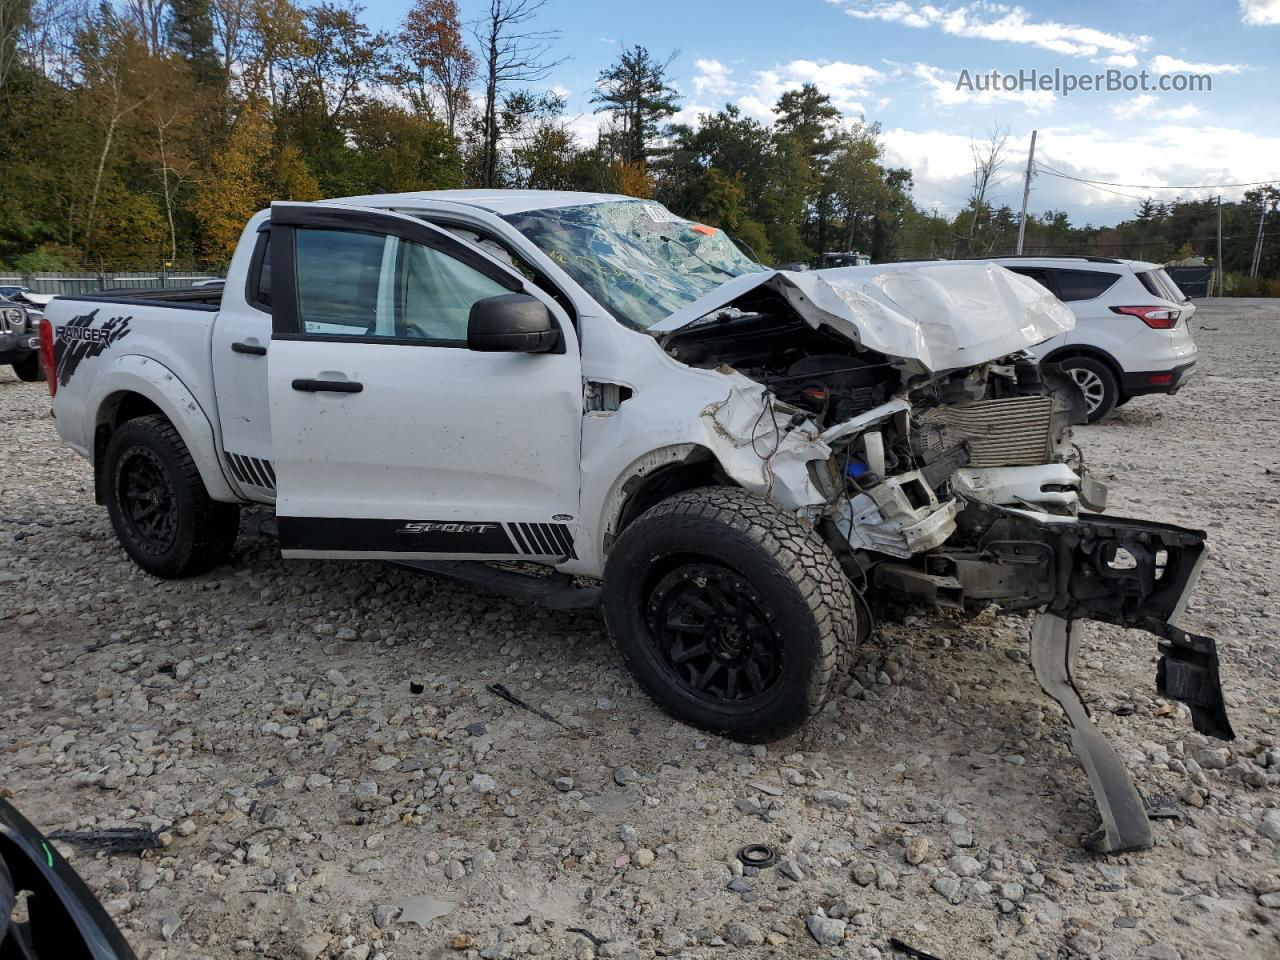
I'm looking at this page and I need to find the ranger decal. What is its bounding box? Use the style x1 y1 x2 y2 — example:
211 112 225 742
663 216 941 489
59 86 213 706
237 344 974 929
56 310 133 387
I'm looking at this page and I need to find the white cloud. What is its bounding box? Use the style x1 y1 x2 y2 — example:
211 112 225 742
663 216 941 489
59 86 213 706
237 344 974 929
692 58 735 99
880 124 1280 224
834 1 1149 59
912 63 1055 110
1110 93 1156 120
1149 54 1246 75
1102 54 1139 68
1158 103 1201 120
684 57 883 120
1240 0 1280 25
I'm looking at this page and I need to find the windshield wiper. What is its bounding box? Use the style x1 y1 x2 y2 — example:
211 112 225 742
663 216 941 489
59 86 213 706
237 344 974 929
658 235 739 280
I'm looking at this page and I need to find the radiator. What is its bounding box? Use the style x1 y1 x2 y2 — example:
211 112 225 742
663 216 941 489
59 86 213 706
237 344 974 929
916 395 1055 468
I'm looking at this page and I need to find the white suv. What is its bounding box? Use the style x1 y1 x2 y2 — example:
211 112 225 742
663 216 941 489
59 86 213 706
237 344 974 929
989 256 1198 422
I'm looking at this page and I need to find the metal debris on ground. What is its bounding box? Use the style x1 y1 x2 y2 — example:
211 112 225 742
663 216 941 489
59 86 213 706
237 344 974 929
889 936 946 960
46 827 164 853
567 927 610 948
159 908 184 942
486 682 584 737
735 843 777 868
1142 794 1183 821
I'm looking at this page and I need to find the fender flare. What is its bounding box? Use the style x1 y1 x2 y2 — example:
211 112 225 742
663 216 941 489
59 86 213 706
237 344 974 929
596 443 714 550
89 354 238 502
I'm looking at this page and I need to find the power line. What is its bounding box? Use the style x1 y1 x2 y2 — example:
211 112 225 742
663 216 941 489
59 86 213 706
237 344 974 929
1033 161 1278 192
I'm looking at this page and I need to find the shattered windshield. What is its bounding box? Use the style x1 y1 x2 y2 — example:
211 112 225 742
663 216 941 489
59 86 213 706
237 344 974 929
503 199 766 330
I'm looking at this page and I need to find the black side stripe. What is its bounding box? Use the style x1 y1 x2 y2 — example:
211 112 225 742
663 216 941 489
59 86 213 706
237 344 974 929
237 454 260 486
508 523 531 554
509 522 577 559
225 452 277 490
525 522 553 555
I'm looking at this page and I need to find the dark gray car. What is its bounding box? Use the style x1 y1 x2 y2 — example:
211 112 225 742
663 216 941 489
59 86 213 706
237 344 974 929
0 297 41 381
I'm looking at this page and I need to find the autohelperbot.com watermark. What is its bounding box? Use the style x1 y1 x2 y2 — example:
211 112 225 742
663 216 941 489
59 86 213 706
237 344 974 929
956 68 1212 97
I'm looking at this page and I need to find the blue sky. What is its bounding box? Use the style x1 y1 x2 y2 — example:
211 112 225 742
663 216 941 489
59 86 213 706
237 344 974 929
362 0 1280 226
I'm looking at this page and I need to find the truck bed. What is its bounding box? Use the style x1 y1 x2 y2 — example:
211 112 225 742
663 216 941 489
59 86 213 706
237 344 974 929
54 286 222 311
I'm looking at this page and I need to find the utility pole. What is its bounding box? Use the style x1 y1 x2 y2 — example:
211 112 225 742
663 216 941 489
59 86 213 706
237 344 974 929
1251 193 1267 278
1016 129 1037 255
1216 195 1223 295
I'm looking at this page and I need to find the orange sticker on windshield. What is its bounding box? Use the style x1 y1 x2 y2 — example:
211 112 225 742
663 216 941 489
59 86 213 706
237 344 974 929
690 224 718 236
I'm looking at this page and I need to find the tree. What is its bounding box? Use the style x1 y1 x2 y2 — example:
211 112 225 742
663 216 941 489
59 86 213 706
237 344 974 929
168 0 223 87
471 0 563 188
395 0 473 136
0 0 33 94
590 44 679 167
349 99 462 192
209 0 251 77
136 52 205 260
290 1 387 128
191 99 318 259
966 126 1008 251
240 0 306 104
76 15 154 247
773 84 840 253
121 0 169 53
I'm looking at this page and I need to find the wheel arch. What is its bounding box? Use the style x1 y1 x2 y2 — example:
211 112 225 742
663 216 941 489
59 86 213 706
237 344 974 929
598 444 729 556
1041 344 1124 383
89 357 237 505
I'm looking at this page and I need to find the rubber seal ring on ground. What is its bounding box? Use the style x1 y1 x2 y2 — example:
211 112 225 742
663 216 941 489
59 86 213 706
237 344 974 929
736 843 777 868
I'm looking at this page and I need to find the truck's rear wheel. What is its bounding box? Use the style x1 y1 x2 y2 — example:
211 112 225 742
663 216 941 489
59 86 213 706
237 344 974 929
11 354 41 382
603 487 857 742
103 415 239 578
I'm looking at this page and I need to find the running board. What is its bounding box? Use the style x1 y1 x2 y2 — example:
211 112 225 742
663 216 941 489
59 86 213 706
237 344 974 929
394 559 601 610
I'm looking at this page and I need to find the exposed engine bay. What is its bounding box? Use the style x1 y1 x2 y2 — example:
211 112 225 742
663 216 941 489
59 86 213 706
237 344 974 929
659 283 1234 855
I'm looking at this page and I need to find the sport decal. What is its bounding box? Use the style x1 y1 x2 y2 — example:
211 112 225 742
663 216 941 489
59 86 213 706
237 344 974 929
278 517 518 554
276 517 577 559
55 309 133 387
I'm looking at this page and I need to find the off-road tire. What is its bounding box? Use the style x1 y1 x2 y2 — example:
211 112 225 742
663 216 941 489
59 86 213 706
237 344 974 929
1060 355 1119 423
602 486 857 742
104 414 239 578
11 354 41 381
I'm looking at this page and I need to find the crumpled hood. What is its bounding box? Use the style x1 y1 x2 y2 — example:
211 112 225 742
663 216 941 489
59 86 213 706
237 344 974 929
650 261 1076 372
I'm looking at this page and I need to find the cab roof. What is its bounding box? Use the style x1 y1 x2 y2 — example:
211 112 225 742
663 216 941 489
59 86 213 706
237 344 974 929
329 189 634 216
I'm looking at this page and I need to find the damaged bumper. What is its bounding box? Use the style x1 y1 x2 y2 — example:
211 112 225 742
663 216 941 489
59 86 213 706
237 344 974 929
879 502 1234 852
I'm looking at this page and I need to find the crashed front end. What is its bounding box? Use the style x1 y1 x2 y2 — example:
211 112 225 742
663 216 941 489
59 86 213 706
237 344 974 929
659 261 1233 853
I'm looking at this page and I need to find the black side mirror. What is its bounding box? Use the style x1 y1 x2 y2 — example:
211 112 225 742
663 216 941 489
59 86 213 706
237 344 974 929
467 294 560 353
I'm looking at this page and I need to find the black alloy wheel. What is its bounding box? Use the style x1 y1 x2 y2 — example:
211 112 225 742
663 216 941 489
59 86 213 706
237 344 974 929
115 445 179 555
646 563 784 704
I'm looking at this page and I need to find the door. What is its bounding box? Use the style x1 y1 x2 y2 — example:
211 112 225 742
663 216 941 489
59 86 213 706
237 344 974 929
266 203 583 562
211 222 276 498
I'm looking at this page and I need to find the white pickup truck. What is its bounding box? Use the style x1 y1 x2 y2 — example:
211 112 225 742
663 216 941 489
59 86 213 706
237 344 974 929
41 190 1233 851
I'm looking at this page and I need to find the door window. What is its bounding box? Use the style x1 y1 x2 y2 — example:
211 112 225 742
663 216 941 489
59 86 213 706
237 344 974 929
293 228 511 343
396 238 510 341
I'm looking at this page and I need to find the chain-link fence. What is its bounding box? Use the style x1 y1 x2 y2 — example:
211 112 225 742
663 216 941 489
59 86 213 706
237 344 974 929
0 266 224 296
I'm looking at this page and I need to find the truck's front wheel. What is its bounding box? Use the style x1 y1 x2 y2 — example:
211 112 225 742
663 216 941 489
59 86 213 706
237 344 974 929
103 415 239 578
603 487 857 743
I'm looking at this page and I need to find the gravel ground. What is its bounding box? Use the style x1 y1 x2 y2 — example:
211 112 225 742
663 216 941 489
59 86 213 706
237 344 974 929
2 298 1278 960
